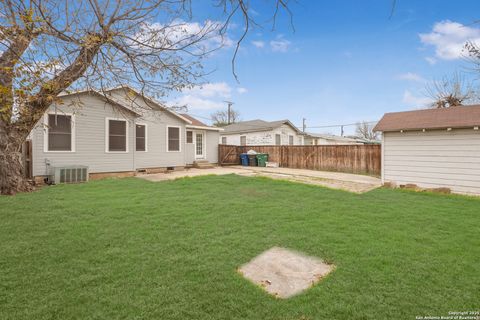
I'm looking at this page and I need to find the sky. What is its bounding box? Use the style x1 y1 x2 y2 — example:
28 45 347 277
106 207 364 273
167 0 480 135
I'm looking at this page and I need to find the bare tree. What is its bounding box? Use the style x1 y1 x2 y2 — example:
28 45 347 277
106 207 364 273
425 72 478 108
0 0 292 194
355 121 379 141
211 108 241 127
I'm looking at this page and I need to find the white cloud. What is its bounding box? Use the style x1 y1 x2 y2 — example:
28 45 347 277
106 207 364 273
173 95 225 110
397 72 425 82
250 9 260 16
425 57 437 65
237 87 248 94
402 90 433 107
186 82 231 98
134 20 233 53
419 20 480 60
270 37 291 52
251 40 265 48
170 82 232 110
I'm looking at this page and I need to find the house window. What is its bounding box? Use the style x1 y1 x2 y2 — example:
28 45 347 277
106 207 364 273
240 136 246 146
221 136 227 144
136 124 146 151
167 126 180 151
47 114 73 151
289 135 294 145
275 134 281 145
186 131 193 143
108 119 127 152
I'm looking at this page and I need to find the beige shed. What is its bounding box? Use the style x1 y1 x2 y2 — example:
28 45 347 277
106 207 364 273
374 106 480 195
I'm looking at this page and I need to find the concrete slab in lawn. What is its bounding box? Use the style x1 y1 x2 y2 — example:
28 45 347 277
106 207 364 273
238 247 334 299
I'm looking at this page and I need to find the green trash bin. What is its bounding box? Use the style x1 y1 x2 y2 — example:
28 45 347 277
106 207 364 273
256 153 268 167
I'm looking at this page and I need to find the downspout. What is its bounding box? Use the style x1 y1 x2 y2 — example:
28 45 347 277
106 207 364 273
381 132 385 184
132 119 136 173
184 125 187 166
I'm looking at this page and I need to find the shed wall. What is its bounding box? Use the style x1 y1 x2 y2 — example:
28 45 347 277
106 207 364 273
383 129 480 195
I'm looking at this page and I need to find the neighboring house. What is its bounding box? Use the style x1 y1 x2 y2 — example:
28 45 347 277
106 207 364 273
303 133 363 145
344 136 381 145
29 87 222 182
220 119 304 146
374 105 480 195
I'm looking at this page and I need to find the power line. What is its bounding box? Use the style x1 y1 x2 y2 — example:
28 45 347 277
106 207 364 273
185 112 379 133
305 120 378 129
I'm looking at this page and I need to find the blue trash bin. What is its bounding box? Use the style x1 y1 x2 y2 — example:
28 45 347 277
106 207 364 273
240 153 249 166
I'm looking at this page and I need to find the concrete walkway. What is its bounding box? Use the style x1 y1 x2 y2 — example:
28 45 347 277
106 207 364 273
137 166 381 193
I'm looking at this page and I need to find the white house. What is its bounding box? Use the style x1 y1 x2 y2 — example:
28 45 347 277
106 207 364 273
303 133 364 145
28 87 222 183
220 119 304 146
374 105 480 195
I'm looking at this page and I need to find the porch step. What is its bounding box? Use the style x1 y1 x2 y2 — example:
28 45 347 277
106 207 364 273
193 160 214 169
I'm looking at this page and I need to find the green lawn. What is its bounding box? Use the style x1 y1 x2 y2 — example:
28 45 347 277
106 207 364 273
0 175 479 320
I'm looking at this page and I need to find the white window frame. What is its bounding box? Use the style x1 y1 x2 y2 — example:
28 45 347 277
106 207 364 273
105 117 129 153
135 122 148 152
221 136 227 144
43 112 76 153
166 125 182 152
186 130 193 144
289 135 294 145
275 134 281 145
240 135 246 146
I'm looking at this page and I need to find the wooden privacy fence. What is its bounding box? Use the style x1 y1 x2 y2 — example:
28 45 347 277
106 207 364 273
219 144 381 176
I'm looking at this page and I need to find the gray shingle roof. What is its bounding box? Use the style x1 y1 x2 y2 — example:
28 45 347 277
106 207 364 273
304 132 358 143
222 119 301 134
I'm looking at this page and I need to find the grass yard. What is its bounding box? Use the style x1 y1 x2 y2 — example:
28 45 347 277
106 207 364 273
0 175 479 320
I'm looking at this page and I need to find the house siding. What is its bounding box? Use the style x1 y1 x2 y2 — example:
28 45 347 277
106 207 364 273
205 131 219 163
32 94 137 176
31 92 190 177
383 129 480 195
304 136 360 145
220 125 303 146
133 114 186 169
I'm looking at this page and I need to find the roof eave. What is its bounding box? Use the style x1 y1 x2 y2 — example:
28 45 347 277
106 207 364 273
376 125 480 132
186 125 224 131
106 86 193 124
222 127 274 135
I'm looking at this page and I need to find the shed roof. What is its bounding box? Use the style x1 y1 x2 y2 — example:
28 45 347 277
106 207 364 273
374 105 480 132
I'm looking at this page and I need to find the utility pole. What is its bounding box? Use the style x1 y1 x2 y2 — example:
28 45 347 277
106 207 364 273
302 118 306 132
224 101 234 124
340 125 344 137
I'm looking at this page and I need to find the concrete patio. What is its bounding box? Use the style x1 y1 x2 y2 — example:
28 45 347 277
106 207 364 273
137 166 381 193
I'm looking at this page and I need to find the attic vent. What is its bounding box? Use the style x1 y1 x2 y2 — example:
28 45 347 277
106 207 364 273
49 166 89 184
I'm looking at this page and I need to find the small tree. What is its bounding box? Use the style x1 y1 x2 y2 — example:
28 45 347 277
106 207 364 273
211 108 241 127
0 0 292 194
355 121 379 141
425 73 478 108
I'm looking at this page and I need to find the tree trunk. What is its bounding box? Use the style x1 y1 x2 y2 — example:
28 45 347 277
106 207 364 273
0 130 32 195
